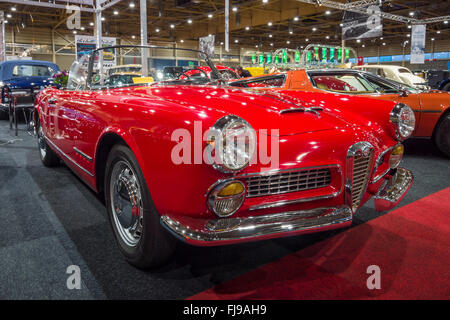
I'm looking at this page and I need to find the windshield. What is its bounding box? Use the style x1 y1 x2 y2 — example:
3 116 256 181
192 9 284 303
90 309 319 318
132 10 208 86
67 45 222 90
12 64 56 77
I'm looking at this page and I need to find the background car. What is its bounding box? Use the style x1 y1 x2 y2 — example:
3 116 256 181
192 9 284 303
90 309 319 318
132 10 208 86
0 60 59 119
352 64 428 89
230 69 450 157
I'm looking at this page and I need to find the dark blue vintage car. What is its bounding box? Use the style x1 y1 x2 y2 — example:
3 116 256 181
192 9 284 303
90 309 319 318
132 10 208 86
0 60 60 118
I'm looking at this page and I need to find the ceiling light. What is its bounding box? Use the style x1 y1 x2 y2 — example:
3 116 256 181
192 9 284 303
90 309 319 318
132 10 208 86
382 42 386 45
255 45 258 48
170 24 175 28
73 30 77 34
80 27 85 31
6 14 12 18
380 37 383 40
208 13 213 18
232 7 238 12
269 34 272 38
325 10 331 15
407 34 411 37
444 21 449 24
431 38 435 41
289 31 293 34
220 42 224 45
129 2 135 8
409 11 414 16
11 7 16 11
180 39 184 43
155 28 160 32
268 21 272 26
89 22 94 26
113 10 118 15
132 35 136 39
357 39 361 43
4 21 7 24
408 25 412 29
286 40 290 44
245 26 250 30
270 43 273 46
340 23 343 27
101 17 105 21
312 27 317 31
234 39 239 43
262 0 269 3
326 35 330 39
362 44 365 47
187 19 192 24
294 16 299 21
437 31 441 34
305 38 309 42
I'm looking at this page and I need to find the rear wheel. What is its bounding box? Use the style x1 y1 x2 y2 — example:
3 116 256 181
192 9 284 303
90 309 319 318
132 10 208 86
434 113 450 158
36 119 60 167
104 144 176 269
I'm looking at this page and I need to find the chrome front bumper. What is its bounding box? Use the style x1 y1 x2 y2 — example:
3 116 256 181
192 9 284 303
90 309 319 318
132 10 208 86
374 167 413 212
161 206 352 246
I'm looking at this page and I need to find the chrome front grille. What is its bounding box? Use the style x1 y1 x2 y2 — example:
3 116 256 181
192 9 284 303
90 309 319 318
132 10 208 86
244 168 331 198
346 142 374 212
351 154 372 209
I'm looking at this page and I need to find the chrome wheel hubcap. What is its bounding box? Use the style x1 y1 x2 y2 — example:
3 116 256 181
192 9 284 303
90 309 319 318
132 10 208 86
110 161 143 247
38 126 46 159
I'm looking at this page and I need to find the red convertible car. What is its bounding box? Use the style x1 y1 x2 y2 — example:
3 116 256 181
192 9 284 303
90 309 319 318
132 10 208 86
34 46 414 268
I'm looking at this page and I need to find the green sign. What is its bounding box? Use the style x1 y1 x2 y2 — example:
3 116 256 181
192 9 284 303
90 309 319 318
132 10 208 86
330 48 335 62
314 47 319 61
266 53 272 64
259 54 264 65
306 51 312 63
345 48 350 61
252 54 256 64
337 48 342 62
282 49 287 64
274 55 279 64
188 61 195 66
295 51 300 63
322 48 327 62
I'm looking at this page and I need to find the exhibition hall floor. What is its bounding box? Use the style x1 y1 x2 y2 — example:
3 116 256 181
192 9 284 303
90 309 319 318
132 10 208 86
0 121 448 300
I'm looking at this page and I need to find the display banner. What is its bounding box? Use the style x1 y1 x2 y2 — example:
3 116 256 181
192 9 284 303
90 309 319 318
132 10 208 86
56 0 94 5
330 47 335 62
322 48 327 62
75 35 116 67
306 51 312 63
342 4 382 40
411 24 426 64
274 55 279 64
225 0 229 52
295 51 300 63
0 11 5 63
199 34 215 58
282 50 287 64
337 48 342 62
258 54 264 65
266 53 271 64
251 54 256 64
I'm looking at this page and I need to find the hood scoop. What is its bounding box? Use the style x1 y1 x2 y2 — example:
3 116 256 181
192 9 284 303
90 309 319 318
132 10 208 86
260 92 323 118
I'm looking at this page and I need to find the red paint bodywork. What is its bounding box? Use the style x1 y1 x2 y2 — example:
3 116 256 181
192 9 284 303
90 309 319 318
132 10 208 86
35 82 401 244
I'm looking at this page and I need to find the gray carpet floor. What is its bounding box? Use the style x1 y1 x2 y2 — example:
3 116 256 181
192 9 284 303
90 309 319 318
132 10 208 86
0 119 448 299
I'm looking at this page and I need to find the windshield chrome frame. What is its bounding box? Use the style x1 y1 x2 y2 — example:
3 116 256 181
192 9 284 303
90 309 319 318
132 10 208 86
86 45 222 90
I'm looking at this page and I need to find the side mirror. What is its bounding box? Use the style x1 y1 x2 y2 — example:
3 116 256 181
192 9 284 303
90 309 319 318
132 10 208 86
399 89 409 98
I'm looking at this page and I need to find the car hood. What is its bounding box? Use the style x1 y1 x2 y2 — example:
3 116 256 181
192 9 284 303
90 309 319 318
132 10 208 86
121 85 358 136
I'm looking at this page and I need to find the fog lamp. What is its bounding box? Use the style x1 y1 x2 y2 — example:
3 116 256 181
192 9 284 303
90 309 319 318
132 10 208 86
389 144 404 169
207 181 245 217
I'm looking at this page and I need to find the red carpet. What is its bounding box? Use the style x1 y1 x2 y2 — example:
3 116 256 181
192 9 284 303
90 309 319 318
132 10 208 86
189 188 450 300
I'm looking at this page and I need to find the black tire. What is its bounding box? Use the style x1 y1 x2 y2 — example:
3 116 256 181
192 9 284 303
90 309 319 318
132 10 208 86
0 109 8 120
36 119 60 167
442 83 450 92
104 144 176 269
434 113 450 158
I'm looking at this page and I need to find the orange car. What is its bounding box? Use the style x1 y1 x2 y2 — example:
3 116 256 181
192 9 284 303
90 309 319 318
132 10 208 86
230 69 450 157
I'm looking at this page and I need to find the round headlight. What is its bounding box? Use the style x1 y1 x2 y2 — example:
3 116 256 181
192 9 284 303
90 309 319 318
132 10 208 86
207 115 256 173
390 103 416 140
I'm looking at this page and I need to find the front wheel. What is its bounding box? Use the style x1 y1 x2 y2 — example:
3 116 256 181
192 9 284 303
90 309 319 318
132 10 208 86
36 119 59 167
434 113 450 158
104 144 176 269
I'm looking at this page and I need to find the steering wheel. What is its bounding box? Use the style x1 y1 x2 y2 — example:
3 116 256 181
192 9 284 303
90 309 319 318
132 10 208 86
179 67 209 80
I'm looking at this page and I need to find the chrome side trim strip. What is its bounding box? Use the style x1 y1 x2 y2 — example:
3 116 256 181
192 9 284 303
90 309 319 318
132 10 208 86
161 206 352 245
73 147 93 162
45 137 94 177
248 191 340 211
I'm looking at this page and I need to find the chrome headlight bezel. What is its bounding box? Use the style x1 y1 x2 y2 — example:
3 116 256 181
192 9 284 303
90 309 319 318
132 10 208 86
390 103 416 141
207 115 256 173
